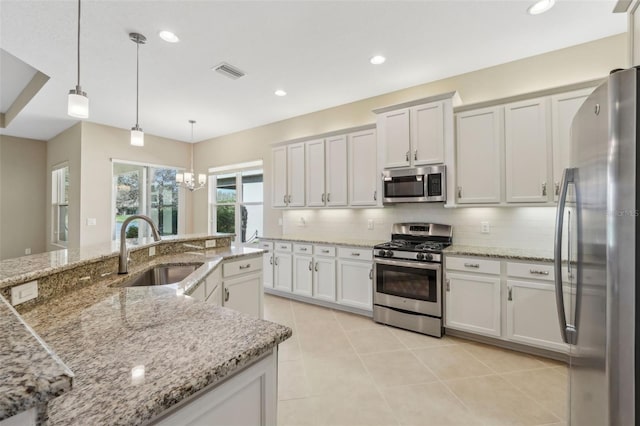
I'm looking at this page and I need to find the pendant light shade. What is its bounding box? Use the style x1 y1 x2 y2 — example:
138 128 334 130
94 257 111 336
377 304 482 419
67 0 89 118
130 32 146 146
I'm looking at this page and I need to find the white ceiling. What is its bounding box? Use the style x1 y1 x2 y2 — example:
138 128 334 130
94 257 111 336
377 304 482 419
0 0 626 143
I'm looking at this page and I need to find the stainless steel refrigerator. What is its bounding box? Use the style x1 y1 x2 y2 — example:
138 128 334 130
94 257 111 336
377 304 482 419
554 67 637 425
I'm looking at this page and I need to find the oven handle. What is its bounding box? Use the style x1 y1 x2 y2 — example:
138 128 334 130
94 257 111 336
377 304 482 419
374 258 442 271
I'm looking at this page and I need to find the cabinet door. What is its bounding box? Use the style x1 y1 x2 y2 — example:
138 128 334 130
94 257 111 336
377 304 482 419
305 139 326 207
455 107 502 203
349 129 378 206
445 272 501 337
313 257 336 302
550 88 593 201
274 253 292 292
287 143 305 207
207 284 222 307
379 109 411 168
224 273 262 318
262 252 274 289
293 255 313 297
325 135 348 206
272 146 288 207
337 260 373 311
411 102 444 165
504 98 550 203
506 280 569 352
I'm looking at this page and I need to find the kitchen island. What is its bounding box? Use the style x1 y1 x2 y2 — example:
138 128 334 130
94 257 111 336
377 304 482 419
0 235 291 425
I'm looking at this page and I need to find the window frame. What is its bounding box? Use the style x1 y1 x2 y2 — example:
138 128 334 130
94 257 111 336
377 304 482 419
51 163 69 248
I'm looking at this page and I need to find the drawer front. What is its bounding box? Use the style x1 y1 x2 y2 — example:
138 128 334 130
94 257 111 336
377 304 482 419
446 256 500 275
223 256 263 278
258 241 273 250
337 247 373 261
275 242 293 252
315 245 336 257
507 262 554 281
294 244 313 255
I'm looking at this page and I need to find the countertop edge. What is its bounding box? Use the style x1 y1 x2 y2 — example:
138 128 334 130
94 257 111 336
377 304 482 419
444 245 554 262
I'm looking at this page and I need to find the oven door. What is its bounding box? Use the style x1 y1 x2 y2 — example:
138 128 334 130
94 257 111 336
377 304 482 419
373 258 441 317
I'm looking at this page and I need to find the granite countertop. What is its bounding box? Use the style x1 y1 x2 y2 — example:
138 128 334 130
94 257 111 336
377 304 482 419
257 235 385 248
444 244 555 262
1 245 291 425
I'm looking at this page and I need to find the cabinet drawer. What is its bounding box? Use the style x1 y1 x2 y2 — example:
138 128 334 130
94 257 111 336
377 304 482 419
337 247 373 261
294 244 313 255
315 245 336 257
275 242 293 252
223 256 263 278
258 241 273 250
507 262 554 281
446 256 500 275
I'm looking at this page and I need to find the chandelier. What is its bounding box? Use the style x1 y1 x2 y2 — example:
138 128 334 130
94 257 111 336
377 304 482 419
176 120 206 191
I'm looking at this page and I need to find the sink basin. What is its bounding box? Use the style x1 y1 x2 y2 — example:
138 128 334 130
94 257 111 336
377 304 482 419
115 263 204 287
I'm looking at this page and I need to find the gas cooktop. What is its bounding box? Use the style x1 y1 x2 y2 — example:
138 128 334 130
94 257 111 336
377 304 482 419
373 222 453 263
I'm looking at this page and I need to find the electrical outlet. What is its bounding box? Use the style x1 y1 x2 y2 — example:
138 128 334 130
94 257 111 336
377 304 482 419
367 219 374 230
24 248 31 255
297 217 306 227
87 218 97 226
205 239 217 248
481 221 490 234
11 281 38 305
149 246 156 256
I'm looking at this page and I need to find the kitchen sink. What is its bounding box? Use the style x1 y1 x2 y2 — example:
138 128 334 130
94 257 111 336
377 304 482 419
114 263 204 287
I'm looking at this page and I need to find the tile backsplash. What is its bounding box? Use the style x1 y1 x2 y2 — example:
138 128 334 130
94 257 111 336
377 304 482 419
282 204 556 251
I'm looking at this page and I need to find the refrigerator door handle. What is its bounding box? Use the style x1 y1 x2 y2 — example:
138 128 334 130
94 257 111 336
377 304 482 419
554 167 577 345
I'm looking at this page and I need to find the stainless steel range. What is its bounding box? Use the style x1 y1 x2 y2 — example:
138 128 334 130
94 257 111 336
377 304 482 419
373 223 452 337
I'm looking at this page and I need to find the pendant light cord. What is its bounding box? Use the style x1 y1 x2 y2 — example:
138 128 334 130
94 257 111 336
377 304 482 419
190 120 195 172
135 40 140 126
76 0 81 88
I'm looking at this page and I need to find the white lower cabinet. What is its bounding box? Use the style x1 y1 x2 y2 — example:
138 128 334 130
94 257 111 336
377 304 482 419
337 248 373 311
445 272 501 337
258 241 274 289
293 254 313 297
205 268 222 306
154 348 277 426
223 256 264 318
313 255 336 302
273 243 293 292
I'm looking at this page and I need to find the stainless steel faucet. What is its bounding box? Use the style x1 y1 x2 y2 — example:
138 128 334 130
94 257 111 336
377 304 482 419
118 214 161 274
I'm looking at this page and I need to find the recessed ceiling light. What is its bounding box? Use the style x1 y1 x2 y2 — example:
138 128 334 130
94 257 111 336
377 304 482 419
159 30 179 43
527 0 555 15
370 55 386 65
274 89 287 97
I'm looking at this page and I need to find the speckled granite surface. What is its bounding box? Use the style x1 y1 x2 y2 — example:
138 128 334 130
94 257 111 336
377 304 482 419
0 296 73 421
444 245 554 262
256 235 385 248
0 244 290 424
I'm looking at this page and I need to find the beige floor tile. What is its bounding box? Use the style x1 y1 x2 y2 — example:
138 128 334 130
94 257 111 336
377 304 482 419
346 327 404 354
296 320 355 356
412 345 493 380
304 352 375 396
501 367 568 420
381 382 482 426
389 327 466 349
333 309 380 331
311 388 398 426
444 375 560 425
360 349 438 388
278 359 311 401
278 334 302 362
463 342 548 373
277 398 318 426
291 300 336 323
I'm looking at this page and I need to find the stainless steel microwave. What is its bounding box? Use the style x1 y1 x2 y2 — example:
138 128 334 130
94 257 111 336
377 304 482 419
382 165 446 203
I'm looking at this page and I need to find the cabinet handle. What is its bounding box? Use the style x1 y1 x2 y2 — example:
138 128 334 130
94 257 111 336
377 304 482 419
275 257 279 266
288 195 292 203
542 182 547 196
529 269 550 276
315 262 319 272
369 268 373 280
283 194 287 204
373 190 377 201
508 287 513 301
322 193 326 202
351 252 361 257
555 182 560 196
463 263 480 268
309 260 313 271
300 247 308 251
239 264 251 270
446 279 450 292
224 288 230 302
269 256 273 265
321 249 330 254
327 193 331 202
405 151 410 162
414 150 417 161
457 186 462 199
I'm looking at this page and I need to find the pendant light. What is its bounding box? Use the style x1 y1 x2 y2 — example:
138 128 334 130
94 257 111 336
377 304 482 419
130 32 146 146
67 0 89 118
176 120 207 191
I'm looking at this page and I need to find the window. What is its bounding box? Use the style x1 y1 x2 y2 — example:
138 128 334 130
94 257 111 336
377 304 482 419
209 161 263 245
52 164 69 247
112 161 184 240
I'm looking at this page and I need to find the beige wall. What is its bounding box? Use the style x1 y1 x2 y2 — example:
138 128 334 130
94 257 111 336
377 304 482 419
79 122 192 246
0 135 47 259
192 33 627 236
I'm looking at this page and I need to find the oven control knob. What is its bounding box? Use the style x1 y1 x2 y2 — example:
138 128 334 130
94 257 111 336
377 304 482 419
378 250 386 257
424 253 434 261
386 250 394 257
416 253 425 261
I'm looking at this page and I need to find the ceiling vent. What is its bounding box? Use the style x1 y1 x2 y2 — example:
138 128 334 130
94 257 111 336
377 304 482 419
212 62 246 80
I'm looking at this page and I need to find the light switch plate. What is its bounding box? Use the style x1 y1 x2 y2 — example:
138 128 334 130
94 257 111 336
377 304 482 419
481 222 490 234
149 246 156 256
87 218 97 226
205 239 216 248
367 219 374 230
11 281 38 305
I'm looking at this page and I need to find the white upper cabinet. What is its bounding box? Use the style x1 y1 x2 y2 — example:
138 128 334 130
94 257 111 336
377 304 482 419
550 87 594 200
287 143 306 207
305 139 326 207
379 109 411 168
325 135 348 206
455 106 502 204
349 128 379 206
272 146 288 208
411 102 444 165
504 97 550 203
